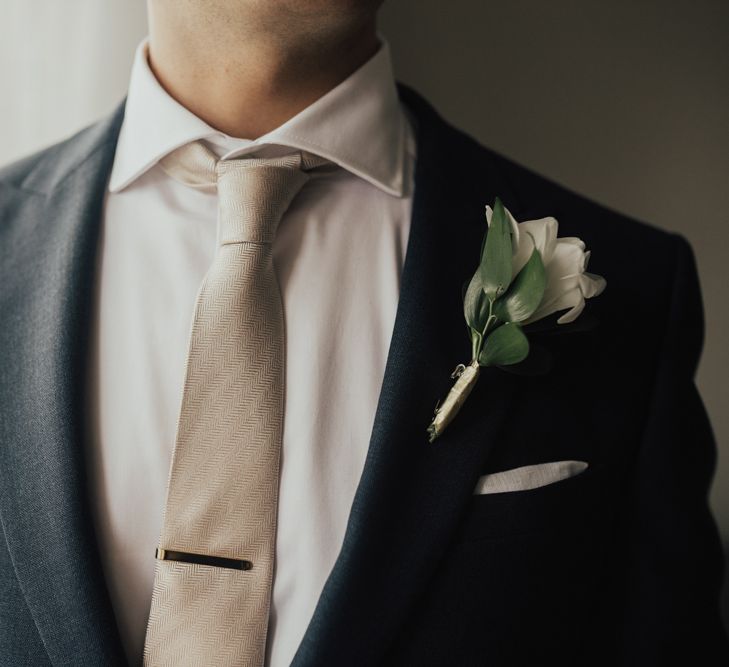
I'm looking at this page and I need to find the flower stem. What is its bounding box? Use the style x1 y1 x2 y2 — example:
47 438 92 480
472 299 497 364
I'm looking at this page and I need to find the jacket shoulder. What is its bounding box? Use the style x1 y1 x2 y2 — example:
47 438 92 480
397 82 680 253
0 101 125 197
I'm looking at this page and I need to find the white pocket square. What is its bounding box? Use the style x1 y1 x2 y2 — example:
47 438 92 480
473 460 588 495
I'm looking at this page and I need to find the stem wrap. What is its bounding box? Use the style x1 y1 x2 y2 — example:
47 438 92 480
427 360 481 443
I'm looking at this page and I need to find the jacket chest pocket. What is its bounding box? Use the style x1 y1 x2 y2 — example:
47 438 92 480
452 461 611 543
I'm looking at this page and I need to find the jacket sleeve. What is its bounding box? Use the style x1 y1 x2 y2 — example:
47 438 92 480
618 233 729 663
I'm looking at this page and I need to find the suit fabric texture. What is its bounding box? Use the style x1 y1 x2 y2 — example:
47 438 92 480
0 84 727 666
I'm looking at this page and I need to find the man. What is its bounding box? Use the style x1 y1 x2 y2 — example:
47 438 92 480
0 0 726 665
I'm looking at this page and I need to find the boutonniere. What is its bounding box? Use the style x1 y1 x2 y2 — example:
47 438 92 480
427 198 606 443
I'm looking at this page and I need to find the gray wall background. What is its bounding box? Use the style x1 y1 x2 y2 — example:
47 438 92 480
1 0 727 628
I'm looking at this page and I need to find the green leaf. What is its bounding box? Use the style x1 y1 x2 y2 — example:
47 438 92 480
479 197 513 301
492 244 546 323
463 269 491 331
478 322 530 367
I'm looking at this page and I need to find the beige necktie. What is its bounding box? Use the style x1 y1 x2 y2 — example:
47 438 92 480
142 141 328 666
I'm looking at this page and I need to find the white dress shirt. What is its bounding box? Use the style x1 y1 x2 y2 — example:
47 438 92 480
84 37 416 666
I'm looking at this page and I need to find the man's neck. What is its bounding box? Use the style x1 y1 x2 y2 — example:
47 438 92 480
147 7 380 140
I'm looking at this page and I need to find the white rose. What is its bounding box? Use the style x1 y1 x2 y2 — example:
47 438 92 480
485 205 606 324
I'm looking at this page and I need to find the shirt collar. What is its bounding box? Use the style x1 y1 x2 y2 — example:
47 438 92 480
109 35 408 196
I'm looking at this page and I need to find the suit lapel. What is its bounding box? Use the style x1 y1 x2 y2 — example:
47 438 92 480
0 104 127 665
291 86 523 666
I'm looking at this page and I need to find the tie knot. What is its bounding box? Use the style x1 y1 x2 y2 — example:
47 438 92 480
159 140 330 244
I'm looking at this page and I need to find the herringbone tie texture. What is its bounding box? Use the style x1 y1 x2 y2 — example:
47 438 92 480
142 141 329 666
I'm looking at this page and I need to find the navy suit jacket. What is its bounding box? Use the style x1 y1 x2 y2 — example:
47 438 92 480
1 84 727 666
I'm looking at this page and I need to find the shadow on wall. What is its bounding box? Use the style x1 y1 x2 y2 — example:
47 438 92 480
723 550 729 630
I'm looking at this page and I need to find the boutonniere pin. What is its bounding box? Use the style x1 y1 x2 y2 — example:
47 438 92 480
427 198 606 443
